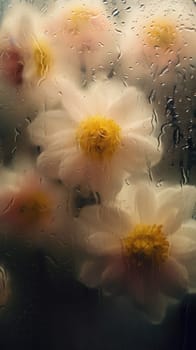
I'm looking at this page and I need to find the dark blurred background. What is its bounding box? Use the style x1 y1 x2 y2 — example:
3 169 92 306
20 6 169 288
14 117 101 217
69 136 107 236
0 239 195 350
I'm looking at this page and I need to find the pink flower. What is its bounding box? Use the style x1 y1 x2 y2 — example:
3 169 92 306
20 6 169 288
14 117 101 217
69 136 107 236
0 166 66 238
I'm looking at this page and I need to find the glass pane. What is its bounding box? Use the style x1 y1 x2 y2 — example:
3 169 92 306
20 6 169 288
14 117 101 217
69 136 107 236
0 1 195 349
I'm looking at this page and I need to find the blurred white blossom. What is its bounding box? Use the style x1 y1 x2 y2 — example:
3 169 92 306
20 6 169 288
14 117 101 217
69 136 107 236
119 0 196 92
78 182 196 322
43 0 120 84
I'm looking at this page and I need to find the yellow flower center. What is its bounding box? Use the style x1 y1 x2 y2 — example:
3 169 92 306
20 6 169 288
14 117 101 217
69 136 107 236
122 224 169 268
144 18 177 49
68 7 98 34
19 190 52 226
33 39 52 78
76 115 121 161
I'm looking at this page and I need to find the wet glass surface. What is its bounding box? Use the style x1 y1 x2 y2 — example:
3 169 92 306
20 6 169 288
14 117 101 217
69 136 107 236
0 0 195 349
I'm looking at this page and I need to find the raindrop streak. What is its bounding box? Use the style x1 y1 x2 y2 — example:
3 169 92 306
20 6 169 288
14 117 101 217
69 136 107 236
112 8 120 17
148 89 156 104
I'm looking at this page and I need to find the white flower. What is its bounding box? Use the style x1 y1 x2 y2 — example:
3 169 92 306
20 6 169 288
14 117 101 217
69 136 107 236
28 80 161 201
0 2 66 129
118 0 196 91
77 182 196 322
43 0 119 84
117 0 196 179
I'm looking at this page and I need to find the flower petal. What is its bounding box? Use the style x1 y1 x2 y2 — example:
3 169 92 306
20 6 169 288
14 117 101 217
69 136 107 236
87 80 125 116
159 257 188 299
108 86 152 126
86 232 121 256
180 221 196 241
79 260 104 288
86 162 125 202
101 257 127 295
134 182 157 223
36 151 63 179
127 267 167 322
120 133 161 173
136 293 168 324
162 207 183 236
157 185 196 225
28 110 69 146
59 151 87 186
37 146 75 179
79 205 131 239
126 118 153 136
170 233 196 259
61 80 88 122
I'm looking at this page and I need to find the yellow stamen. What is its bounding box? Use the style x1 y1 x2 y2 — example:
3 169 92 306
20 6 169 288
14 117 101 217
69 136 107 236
122 224 169 268
144 18 177 49
68 7 98 34
76 115 121 161
33 39 52 78
19 190 52 225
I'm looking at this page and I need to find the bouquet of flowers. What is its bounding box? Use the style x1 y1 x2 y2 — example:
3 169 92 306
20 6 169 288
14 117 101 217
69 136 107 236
0 0 195 324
